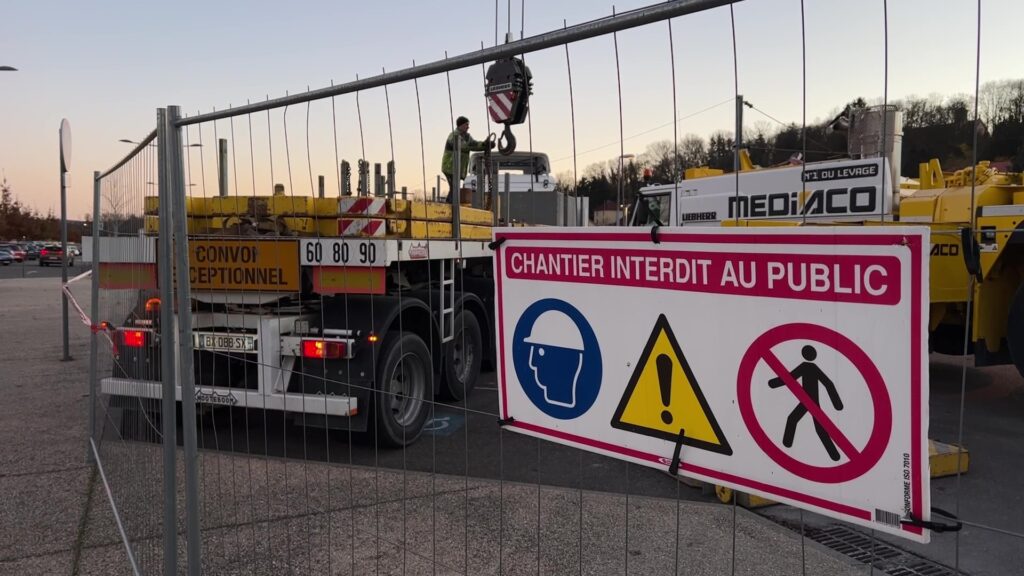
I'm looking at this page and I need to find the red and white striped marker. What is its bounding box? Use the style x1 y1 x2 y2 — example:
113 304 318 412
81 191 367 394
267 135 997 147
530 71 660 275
487 90 517 123
338 218 385 237
339 197 387 217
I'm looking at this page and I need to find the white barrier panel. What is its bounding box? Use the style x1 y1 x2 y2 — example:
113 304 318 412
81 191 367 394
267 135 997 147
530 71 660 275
493 226 931 542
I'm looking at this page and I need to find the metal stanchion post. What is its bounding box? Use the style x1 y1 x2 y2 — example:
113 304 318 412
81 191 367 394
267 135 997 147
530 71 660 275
87 172 101 462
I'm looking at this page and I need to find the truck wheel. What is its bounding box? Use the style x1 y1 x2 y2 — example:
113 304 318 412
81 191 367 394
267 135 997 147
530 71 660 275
374 332 432 447
440 311 483 402
1007 283 1024 378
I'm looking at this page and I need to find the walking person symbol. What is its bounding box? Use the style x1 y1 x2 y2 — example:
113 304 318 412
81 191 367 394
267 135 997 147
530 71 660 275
769 345 844 461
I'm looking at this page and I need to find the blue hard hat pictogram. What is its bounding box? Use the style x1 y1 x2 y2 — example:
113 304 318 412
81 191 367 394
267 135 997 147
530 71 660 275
513 299 601 419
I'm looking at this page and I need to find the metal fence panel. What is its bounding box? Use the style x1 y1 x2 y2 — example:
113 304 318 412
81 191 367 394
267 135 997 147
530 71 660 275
75 1 1024 574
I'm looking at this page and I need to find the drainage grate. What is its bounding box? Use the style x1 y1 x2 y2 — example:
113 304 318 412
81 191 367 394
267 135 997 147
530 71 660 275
803 525 961 576
805 525 900 567
886 563 961 576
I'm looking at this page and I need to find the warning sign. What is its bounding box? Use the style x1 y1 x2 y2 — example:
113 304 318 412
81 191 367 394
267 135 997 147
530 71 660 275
611 314 731 455
494 227 931 543
188 239 300 292
738 323 893 484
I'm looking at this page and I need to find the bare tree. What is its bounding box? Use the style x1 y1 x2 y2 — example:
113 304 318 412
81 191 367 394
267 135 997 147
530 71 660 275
101 181 128 236
680 134 709 168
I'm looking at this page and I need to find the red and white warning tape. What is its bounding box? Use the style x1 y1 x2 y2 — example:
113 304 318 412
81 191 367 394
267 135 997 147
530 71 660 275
62 270 114 347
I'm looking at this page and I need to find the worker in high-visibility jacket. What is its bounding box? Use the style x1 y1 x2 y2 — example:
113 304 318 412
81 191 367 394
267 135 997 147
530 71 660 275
441 116 493 202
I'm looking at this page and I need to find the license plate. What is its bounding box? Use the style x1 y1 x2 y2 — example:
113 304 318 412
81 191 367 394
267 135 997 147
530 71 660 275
193 332 257 353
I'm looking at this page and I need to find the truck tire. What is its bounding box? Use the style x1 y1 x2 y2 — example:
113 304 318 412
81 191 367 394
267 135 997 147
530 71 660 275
374 331 432 447
1007 283 1024 378
440 311 483 402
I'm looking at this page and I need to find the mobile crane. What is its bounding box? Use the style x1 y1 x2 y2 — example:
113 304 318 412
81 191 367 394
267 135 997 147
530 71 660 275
631 105 1024 378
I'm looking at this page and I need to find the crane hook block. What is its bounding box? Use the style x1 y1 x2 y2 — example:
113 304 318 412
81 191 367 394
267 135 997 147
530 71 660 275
485 57 532 133
497 125 517 156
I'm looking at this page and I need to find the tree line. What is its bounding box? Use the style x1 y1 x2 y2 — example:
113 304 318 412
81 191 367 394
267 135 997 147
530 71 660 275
0 178 66 241
562 79 1024 215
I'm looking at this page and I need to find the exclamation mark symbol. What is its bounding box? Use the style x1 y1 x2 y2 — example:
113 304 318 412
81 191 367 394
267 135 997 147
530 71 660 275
657 353 673 425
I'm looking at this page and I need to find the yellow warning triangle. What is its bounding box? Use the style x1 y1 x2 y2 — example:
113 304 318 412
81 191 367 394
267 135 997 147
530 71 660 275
611 315 732 455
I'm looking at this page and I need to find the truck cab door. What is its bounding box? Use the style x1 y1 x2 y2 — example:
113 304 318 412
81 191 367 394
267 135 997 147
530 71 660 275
631 193 673 227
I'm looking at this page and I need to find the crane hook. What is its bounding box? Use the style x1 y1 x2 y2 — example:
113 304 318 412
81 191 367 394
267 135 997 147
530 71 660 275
498 125 517 155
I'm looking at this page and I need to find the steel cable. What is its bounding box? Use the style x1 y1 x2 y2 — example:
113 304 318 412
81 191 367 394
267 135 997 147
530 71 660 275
728 4 740 574
667 15 683 576
380 68 411 575
956 0 984 571
409 60 440 571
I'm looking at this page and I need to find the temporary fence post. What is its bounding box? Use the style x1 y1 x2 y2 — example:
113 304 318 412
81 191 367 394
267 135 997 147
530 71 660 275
156 109 179 576
87 171 101 463
167 105 202 576
151 107 178 573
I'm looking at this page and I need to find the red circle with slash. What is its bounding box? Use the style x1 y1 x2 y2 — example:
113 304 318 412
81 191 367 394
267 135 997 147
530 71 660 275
737 323 892 484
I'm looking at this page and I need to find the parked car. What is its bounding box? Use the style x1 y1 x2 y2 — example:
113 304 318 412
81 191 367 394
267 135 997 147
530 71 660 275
24 244 40 261
0 248 13 266
39 245 74 267
0 244 25 262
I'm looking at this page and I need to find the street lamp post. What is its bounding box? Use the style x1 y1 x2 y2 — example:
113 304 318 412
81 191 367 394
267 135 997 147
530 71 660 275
60 119 72 361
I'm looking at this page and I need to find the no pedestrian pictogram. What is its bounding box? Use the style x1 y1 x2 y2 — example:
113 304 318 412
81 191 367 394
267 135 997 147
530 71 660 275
737 323 893 484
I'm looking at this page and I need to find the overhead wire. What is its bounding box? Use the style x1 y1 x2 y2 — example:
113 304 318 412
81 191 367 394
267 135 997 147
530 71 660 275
550 98 733 164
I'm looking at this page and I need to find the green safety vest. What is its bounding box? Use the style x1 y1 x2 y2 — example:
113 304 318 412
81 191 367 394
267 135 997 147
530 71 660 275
441 130 487 179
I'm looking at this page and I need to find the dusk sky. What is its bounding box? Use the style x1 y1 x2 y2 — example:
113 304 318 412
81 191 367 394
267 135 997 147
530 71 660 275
2 0 1020 220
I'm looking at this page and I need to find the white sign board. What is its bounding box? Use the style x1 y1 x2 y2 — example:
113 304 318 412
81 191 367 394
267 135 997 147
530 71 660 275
494 226 930 542
638 157 892 225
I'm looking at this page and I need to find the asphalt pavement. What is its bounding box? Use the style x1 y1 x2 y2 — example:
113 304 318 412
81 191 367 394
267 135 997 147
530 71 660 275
0 259 85 280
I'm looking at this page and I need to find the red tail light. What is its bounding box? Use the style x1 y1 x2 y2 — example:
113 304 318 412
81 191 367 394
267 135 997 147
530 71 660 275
302 339 345 359
40 249 48 256
121 330 147 348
